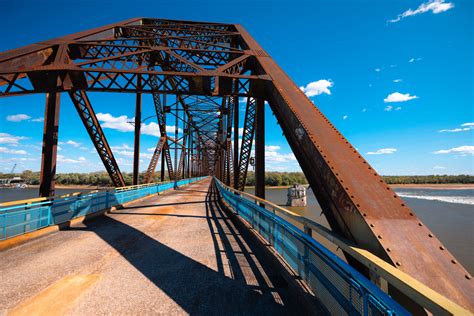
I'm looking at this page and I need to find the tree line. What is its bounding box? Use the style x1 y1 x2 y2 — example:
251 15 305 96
1 170 472 187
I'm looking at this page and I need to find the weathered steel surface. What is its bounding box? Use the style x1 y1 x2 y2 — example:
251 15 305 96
235 24 473 310
236 97 257 191
69 90 125 187
144 137 165 183
254 98 265 199
1 18 471 311
39 92 60 197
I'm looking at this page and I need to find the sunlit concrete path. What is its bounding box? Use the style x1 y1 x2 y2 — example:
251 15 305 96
0 178 304 315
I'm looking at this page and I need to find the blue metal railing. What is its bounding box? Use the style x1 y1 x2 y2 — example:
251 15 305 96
215 179 408 316
0 177 207 240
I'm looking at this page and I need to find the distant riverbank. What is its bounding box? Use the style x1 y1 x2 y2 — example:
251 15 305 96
26 183 474 191
246 183 474 190
27 184 111 190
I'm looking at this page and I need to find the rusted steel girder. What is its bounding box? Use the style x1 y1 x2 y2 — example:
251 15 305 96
1 18 471 311
133 75 142 185
144 137 165 183
149 77 175 180
236 97 257 191
236 24 473 311
254 98 265 199
69 90 125 187
39 92 61 197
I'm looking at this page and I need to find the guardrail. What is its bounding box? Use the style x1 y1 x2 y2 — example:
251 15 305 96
0 177 207 240
214 178 470 316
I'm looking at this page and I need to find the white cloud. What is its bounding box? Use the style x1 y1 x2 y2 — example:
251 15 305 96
57 155 87 164
6 114 31 122
439 122 474 133
433 146 474 155
0 146 27 155
408 57 423 63
362 108 367 112
31 117 44 122
65 140 81 147
0 133 27 145
265 145 280 151
384 92 418 103
374 68 381 72
385 105 403 111
433 165 446 169
114 150 134 157
261 145 299 171
393 79 403 83
367 148 397 155
96 113 181 136
343 115 348 120
388 0 454 23
300 79 333 97
112 144 133 150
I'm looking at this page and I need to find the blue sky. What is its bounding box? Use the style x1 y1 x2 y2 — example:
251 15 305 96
0 0 472 175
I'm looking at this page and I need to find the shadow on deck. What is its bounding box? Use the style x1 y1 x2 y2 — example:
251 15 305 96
68 182 306 315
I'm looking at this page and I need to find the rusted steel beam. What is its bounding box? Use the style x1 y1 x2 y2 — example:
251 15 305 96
236 97 256 191
233 96 239 188
144 137 165 183
235 24 473 311
2 18 471 311
68 90 125 187
255 98 265 199
133 75 142 185
39 92 60 197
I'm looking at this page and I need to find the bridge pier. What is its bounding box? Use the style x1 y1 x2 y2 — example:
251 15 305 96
39 92 61 197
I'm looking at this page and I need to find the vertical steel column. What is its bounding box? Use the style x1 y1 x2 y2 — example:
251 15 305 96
233 96 239 188
188 130 192 178
160 149 165 182
39 92 61 197
255 99 265 199
133 75 142 185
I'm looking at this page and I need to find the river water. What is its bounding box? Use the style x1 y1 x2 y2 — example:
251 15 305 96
245 187 474 275
1 186 473 274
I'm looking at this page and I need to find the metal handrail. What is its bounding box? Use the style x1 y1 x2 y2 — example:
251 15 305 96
214 179 471 315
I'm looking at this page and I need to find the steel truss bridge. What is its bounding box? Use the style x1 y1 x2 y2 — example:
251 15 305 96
0 18 472 313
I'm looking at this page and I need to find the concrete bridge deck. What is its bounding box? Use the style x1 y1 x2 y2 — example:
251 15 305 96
0 178 304 315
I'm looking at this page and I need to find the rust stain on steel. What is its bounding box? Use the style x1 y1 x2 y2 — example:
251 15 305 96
0 18 471 311
235 23 473 310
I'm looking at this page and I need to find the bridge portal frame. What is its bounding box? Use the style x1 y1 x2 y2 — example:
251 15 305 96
0 17 471 311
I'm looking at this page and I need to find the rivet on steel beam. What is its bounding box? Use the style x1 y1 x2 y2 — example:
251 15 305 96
440 246 445 250
428 234 433 238
418 223 423 226
466 274 472 280
396 261 401 266
370 224 375 227
377 235 382 239
451 259 457 264
363 213 367 217
387 248 392 252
